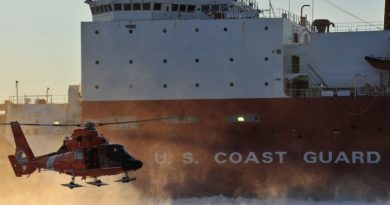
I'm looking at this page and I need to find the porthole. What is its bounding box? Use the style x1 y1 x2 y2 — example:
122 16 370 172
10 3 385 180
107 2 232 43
95 30 99 35
229 82 234 87
163 28 167 33
195 83 199 87
264 26 269 30
95 60 100 65
223 27 228 31
265 57 269 61
94 85 99 89
264 82 269 86
163 84 167 88
195 58 199 63
195 28 199 32
333 129 340 134
229 57 234 62
163 59 167 63
129 30 133 34
129 60 133 64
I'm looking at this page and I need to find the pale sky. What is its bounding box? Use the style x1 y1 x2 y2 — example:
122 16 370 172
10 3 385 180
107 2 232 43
0 0 385 102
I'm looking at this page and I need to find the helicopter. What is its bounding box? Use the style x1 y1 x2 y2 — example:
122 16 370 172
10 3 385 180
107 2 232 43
1 116 177 189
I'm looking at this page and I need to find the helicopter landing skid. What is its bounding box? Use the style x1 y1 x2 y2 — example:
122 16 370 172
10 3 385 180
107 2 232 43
86 178 108 187
61 182 83 189
115 176 136 183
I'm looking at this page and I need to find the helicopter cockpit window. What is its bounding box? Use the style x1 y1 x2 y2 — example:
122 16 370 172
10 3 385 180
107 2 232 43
75 151 84 160
105 145 132 161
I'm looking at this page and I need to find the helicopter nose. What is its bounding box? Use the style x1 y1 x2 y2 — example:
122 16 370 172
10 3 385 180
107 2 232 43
133 160 143 170
122 159 143 171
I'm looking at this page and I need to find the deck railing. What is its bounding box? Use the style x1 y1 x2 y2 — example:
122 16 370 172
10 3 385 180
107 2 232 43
286 87 387 98
330 22 383 32
8 95 68 104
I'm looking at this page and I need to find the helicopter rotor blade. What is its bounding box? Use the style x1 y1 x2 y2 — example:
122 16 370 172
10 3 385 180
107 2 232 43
96 115 181 127
0 115 183 127
17 123 82 127
0 122 81 127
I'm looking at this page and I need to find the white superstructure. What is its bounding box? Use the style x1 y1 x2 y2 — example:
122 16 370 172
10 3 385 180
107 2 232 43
81 0 390 101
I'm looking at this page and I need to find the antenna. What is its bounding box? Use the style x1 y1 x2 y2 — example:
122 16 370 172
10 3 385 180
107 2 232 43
268 0 275 17
15 80 19 104
312 0 315 22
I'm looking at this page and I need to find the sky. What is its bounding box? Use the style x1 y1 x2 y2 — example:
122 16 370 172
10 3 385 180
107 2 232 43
0 0 385 102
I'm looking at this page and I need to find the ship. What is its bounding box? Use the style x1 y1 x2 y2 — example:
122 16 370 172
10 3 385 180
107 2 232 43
0 0 389 200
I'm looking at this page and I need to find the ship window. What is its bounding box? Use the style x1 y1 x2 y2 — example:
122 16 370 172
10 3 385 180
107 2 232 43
106 4 113 12
221 4 228 11
229 57 234 62
114 4 122 11
103 5 109 12
99 6 105 13
265 57 269 61
133 3 141 11
163 84 167 88
75 151 84 160
195 28 199 32
188 5 196 12
172 4 178 11
143 3 151 10
211 4 219 11
90 7 95 15
195 58 199 63
165 5 170 12
201 5 210 12
154 3 162 11
163 59 167 63
124 3 132 10
293 33 299 43
195 83 199 87
129 60 133 64
229 82 234 87
224 27 228 31
179 4 186 12
95 60 100 65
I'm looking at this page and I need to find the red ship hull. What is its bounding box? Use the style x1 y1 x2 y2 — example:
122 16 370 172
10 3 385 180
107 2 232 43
82 97 390 199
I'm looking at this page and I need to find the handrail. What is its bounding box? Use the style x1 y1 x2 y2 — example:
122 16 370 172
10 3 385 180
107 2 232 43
8 95 68 104
286 87 386 98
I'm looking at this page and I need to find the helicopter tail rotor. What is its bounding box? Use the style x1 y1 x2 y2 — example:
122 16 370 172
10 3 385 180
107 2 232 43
8 121 36 177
